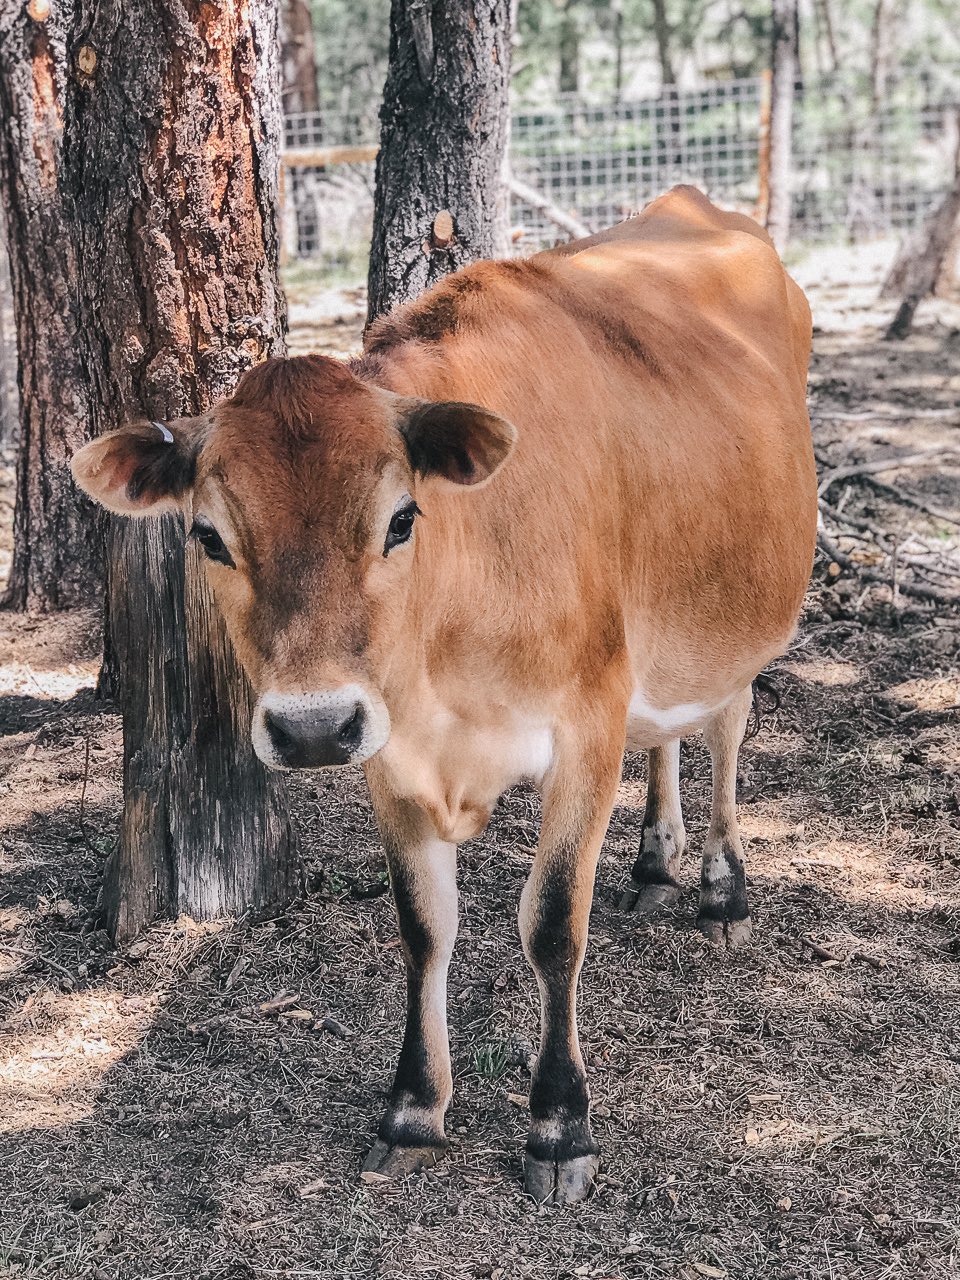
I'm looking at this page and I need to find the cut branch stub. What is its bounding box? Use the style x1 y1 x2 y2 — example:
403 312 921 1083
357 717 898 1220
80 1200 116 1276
429 209 455 251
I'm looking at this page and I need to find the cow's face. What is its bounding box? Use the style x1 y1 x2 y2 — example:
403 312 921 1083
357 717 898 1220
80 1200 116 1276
71 356 516 770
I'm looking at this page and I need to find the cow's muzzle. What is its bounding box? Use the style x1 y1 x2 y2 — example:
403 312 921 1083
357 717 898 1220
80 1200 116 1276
251 686 390 770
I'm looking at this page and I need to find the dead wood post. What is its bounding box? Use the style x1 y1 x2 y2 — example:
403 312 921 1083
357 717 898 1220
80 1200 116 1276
883 111 960 340
367 0 513 323
61 0 301 942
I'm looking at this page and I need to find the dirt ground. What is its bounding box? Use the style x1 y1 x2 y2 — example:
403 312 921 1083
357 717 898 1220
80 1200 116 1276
1 246 959 1280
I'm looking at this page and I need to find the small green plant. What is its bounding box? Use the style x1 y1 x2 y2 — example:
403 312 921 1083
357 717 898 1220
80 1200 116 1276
474 1041 510 1079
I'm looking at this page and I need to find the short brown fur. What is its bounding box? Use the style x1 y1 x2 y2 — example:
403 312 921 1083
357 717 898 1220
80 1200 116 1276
71 187 817 1205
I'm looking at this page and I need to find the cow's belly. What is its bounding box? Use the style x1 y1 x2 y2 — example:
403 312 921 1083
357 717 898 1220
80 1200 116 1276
624 687 729 750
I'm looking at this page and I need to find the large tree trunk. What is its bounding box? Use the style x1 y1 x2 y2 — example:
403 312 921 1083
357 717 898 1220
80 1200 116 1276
0 1 101 610
61 0 301 942
767 0 797 252
367 0 513 323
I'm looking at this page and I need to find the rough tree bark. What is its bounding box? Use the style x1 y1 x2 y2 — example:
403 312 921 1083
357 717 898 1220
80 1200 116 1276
61 0 301 941
367 0 513 323
766 0 797 252
0 0 101 609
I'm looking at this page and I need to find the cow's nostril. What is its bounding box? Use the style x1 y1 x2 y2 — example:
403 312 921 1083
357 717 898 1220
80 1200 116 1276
265 711 297 758
338 702 365 749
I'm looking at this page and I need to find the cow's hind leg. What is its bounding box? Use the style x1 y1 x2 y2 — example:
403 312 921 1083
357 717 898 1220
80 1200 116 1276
697 686 753 948
520 709 624 1205
619 739 686 915
363 798 457 1177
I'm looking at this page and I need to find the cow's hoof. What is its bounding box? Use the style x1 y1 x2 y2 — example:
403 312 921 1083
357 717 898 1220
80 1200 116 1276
361 1138 444 1178
697 914 753 949
619 880 681 917
524 1152 598 1205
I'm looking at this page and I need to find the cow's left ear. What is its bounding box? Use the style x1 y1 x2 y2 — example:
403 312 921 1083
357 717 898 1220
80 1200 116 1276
71 417 207 516
396 398 517 487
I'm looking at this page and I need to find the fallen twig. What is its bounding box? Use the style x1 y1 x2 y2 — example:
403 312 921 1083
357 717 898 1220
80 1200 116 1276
0 942 74 980
818 447 960 499
817 525 960 605
802 935 840 963
811 407 960 422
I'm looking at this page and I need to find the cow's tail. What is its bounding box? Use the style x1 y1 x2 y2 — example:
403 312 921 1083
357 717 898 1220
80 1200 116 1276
744 672 781 741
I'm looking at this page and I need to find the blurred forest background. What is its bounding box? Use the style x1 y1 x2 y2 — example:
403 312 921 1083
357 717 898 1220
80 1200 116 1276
277 0 960 274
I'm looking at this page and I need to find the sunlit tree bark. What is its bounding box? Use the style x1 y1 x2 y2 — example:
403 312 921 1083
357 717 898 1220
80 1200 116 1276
62 0 301 941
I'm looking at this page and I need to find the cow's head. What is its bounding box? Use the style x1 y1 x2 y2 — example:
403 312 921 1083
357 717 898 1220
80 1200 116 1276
71 355 516 770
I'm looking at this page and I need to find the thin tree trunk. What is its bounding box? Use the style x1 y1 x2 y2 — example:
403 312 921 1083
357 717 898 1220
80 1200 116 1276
767 0 796 252
367 0 512 323
557 0 579 94
0 1 101 610
280 0 323 260
280 0 320 115
869 0 892 114
62 0 301 942
814 0 839 76
651 0 676 86
612 0 624 100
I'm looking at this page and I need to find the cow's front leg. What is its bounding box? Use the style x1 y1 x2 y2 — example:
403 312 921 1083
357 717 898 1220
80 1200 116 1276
363 798 457 1176
520 720 624 1205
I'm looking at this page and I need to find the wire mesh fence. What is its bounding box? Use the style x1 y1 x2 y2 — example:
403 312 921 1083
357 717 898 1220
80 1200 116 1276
282 73 960 268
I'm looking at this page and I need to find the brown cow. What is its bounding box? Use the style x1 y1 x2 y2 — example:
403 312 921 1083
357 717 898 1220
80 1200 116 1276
72 187 817 1204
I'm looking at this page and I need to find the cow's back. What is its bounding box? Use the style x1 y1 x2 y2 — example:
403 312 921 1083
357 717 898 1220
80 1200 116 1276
359 187 817 712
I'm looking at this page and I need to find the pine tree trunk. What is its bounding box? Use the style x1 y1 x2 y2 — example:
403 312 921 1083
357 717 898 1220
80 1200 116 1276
61 0 301 942
0 0 101 610
767 0 796 252
367 0 512 323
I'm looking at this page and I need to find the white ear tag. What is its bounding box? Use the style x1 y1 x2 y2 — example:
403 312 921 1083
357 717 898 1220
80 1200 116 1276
151 420 175 444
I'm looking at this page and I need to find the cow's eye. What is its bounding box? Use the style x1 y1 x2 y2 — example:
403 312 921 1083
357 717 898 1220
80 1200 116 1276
383 501 421 556
190 518 235 568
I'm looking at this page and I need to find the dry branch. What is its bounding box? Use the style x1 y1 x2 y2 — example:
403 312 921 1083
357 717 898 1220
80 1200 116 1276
817 447 960 499
507 175 591 241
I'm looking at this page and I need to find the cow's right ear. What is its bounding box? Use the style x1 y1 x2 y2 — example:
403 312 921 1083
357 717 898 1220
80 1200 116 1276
71 418 206 517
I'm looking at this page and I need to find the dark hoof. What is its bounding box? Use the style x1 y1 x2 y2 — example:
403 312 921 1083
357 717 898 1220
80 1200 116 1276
361 1138 444 1178
619 880 681 917
697 914 753 948
524 1152 598 1205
